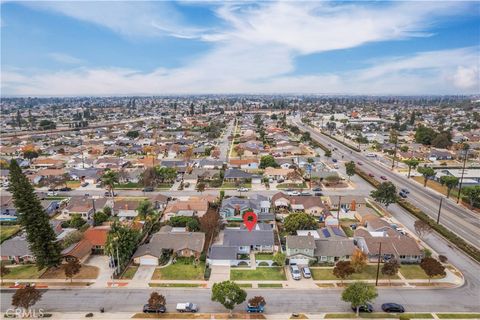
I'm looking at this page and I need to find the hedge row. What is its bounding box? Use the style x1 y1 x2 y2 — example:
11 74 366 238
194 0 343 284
321 131 361 152
355 167 480 263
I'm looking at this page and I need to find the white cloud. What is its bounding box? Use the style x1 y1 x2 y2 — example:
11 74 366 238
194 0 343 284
2 1 478 95
48 52 84 65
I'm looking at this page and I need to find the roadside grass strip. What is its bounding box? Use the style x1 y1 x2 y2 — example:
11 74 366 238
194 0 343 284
325 313 433 319
258 283 283 288
148 283 204 288
132 313 266 319
437 314 480 319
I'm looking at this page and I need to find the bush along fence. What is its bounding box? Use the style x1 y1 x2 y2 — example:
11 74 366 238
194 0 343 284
321 131 361 152
355 167 480 263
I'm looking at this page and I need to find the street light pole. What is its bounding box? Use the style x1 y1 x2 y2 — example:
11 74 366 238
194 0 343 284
375 242 382 286
437 197 443 224
456 145 469 203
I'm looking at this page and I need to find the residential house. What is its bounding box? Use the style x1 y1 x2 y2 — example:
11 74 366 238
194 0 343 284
223 168 253 182
263 167 294 181
163 198 209 221
133 226 205 265
219 195 271 221
113 200 141 220
286 235 316 265
229 159 259 170
61 226 110 262
0 236 35 263
62 197 109 220
271 192 329 217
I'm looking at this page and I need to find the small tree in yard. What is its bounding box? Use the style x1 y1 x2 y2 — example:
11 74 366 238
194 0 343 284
12 286 43 312
341 281 378 316
211 281 247 316
414 220 432 239
370 181 397 207
381 259 400 285
420 257 446 283
272 252 286 266
64 259 81 282
1 264 10 284
196 182 206 193
345 161 356 181
403 159 420 178
417 166 436 187
148 292 166 308
333 261 354 284
350 248 368 273
248 296 266 307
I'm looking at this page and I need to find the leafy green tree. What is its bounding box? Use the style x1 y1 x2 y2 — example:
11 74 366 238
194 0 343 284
23 150 39 160
439 176 459 198
137 200 153 219
93 211 109 226
64 259 81 282
283 212 317 234
105 221 140 274
341 282 378 316
381 259 400 285
38 119 56 130
126 130 140 139
345 161 356 181
417 166 436 187
461 186 480 208
211 281 247 316
101 170 119 197
196 182 206 193
432 132 452 148
69 215 87 229
259 155 279 169
403 159 420 178
370 182 397 208
324 149 332 157
272 252 286 266
169 216 200 231
414 125 437 145
8 160 61 269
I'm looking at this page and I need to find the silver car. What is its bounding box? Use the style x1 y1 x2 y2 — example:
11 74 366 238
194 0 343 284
290 265 302 280
302 267 312 278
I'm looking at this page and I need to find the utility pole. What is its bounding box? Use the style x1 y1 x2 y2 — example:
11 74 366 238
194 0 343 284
437 197 443 224
336 195 342 221
375 242 382 286
456 144 469 203
391 134 398 170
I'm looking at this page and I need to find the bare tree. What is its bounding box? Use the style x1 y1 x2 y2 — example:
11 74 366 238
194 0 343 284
414 220 432 239
64 259 81 282
12 286 43 312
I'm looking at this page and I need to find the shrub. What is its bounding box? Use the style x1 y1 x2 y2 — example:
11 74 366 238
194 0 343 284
438 255 448 263
258 261 269 267
399 316 410 320
85 313 94 318
204 266 211 280
238 261 248 266
200 252 207 262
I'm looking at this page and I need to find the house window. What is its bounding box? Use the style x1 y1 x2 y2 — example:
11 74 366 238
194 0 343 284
400 255 406 259
320 256 327 261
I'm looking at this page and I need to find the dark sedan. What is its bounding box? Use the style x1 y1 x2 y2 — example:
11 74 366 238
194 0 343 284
382 303 405 313
351 303 373 313
143 304 166 313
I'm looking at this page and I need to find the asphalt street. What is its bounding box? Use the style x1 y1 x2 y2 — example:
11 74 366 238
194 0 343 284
291 117 480 249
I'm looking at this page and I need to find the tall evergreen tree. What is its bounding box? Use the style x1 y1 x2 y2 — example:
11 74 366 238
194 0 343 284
8 160 61 269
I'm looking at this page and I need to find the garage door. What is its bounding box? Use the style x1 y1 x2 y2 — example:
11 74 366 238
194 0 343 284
140 257 158 266
289 258 309 265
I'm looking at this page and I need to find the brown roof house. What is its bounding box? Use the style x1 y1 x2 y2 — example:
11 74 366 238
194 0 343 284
62 197 110 220
163 198 209 221
61 226 110 263
133 226 205 265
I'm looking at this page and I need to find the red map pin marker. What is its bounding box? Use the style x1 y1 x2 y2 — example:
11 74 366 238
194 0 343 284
243 211 257 232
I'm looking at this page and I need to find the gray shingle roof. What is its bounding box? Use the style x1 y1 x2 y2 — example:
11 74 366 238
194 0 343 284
223 228 274 247
208 245 238 260
286 235 316 249
133 230 205 258
314 239 355 257
0 237 32 257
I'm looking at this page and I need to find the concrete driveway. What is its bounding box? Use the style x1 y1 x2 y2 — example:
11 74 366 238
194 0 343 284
208 265 230 285
86 255 112 288
130 266 156 288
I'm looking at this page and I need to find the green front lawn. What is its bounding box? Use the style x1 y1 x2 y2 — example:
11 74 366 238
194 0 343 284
149 283 203 287
1 265 45 279
221 182 252 189
255 253 274 260
230 267 286 281
114 182 140 189
437 314 480 319
399 264 444 280
325 314 432 319
121 266 138 279
258 283 283 288
0 225 21 244
152 260 205 280
277 183 307 189
311 265 400 281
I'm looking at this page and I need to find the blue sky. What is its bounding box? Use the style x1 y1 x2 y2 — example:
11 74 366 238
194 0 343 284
1 1 479 96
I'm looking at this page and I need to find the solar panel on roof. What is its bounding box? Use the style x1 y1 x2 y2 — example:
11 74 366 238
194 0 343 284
321 228 331 238
331 227 344 237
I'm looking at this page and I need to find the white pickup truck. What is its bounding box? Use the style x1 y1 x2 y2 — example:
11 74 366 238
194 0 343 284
176 303 198 313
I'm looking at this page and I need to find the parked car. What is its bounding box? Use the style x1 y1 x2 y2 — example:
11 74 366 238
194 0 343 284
176 303 198 313
399 191 407 198
312 187 322 191
143 187 154 192
104 191 117 197
287 191 300 196
237 187 249 192
143 304 166 313
382 303 405 313
357 161 363 165
59 187 72 192
96 183 102 188
246 304 265 313
300 192 312 196
290 265 302 280
314 192 323 196
332 158 338 163
401 188 410 194
302 267 312 278
351 303 373 313
380 176 387 180
47 191 58 196
368 173 374 177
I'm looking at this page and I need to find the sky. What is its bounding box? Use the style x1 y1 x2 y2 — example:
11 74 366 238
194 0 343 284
1 1 479 96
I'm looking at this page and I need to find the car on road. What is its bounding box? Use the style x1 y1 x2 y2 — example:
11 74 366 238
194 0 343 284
381 303 405 313
246 303 265 313
237 187 249 192
351 303 373 313
47 191 58 196
357 161 363 165
312 187 322 191
104 191 117 197
81 182 89 187
332 158 338 163
380 176 387 180
143 304 166 313
285 188 293 192
300 192 312 196
302 267 312 278
176 303 198 313
143 187 154 192
314 192 323 196
401 188 410 194
399 191 407 198
287 191 300 196
366 153 376 158
59 187 72 192
290 265 302 280
368 173 375 177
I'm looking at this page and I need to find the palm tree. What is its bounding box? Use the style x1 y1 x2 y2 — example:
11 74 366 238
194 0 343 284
101 170 119 198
